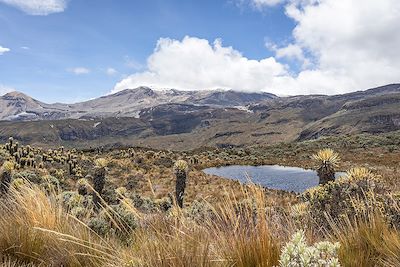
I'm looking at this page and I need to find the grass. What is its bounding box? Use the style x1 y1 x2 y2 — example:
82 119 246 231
0 183 121 266
0 181 289 266
0 133 399 266
329 212 400 267
0 177 399 266
107 182 287 266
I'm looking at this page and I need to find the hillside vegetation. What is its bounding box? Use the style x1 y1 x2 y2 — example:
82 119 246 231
0 131 399 266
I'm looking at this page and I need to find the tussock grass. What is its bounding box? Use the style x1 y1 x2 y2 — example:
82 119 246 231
326 197 400 267
0 177 399 266
0 181 287 266
0 183 121 266
117 183 287 266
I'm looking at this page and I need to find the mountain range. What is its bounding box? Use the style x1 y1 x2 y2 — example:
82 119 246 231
0 87 275 121
0 84 399 150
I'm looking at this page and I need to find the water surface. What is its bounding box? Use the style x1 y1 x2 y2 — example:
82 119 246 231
203 165 345 193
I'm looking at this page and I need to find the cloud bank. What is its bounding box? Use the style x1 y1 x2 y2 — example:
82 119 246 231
0 0 68 15
115 0 400 95
114 37 287 94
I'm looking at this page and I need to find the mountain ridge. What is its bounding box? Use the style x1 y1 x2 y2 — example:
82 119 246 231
0 83 399 150
0 86 277 121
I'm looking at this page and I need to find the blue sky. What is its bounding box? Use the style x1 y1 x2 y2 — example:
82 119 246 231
0 0 399 102
0 0 294 102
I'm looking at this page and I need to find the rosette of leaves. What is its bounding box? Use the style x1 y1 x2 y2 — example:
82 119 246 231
76 178 89 196
10 177 26 190
312 149 340 185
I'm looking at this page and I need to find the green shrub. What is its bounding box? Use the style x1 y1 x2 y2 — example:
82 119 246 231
87 216 109 236
41 174 60 192
12 171 40 184
185 200 214 222
129 194 158 213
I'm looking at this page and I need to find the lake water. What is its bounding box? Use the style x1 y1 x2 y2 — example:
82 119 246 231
203 165 345 193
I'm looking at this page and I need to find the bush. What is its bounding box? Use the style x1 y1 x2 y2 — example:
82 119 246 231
61 191 85 210
279 230 340 267
129 194 158 213
185 200 214 222
88 204 138 240
111 204 138 234
41 175 60 191
12 171 40 184
87 216 109 236
302 168 389 227
154 197 172 212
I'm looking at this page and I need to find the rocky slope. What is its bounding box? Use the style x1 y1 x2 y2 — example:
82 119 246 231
0 84 399 149
0 87 276 121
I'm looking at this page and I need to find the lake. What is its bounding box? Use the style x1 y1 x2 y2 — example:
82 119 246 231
203 165 345 193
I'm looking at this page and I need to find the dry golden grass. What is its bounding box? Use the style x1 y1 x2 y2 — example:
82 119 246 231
0 181 289 267
115 183 289 267
208 186 283 267
0 258 36 267
324 191 400 267
1 177 400 266
329 213 400 267
0 183 121 267
1 136 400 266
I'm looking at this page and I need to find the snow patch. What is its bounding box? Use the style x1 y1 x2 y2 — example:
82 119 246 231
234 106 254 113
4 112 38 120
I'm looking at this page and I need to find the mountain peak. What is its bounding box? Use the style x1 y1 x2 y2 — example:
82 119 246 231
2 91 32 99
110 86 155 97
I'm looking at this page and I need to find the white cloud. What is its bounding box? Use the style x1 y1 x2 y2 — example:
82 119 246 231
0 0 68 15
0 45 10 55
282 0 400 93
106 67 118 76
0 84 15 95
21 46 30 50
266 42 310 68
251 0 286 8
115 0 400 95
272 44 303 60
236 0 286 9
68 67 90 75
114 36 288 94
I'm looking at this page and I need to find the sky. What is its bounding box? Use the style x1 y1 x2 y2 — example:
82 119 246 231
0 0 399 103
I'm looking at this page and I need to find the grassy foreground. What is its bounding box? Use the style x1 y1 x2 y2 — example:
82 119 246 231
0 180 399 266
0 132 399 266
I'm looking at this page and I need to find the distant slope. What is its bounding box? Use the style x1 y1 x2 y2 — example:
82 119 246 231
0 91 70 120
298 92 400 140
0 84 399 150
0 87 276 121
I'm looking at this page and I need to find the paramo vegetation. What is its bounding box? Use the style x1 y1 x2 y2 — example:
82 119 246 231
0 131 399 266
